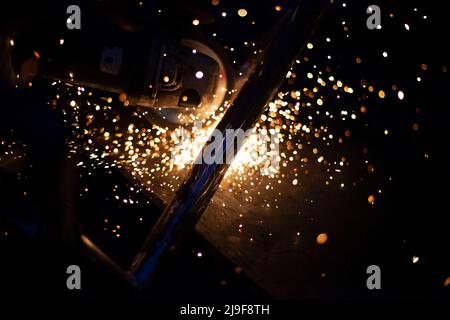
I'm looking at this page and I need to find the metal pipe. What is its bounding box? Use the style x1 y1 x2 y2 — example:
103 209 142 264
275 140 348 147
130 0 332 288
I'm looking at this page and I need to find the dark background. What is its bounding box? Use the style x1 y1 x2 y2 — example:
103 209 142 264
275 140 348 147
0 0 448 304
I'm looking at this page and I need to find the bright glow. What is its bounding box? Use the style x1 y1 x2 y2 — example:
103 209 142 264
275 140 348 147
195 71 204 79
238 9 248 17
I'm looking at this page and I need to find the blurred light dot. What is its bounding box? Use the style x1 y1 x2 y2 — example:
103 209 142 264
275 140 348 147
398 91 405 100
238 9 247 17
195 71 204 79
275 5 282 11
444 277 450 287
292 179 298 185
378 90 385 98
119 92 127 102
316 233 328 245
368 194 375 204
163 75 170 82
307 43 313 49
412 256 419 264
382 51 388 58
192 19 200 26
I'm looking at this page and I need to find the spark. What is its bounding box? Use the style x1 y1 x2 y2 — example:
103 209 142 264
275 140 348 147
238 9 248 17
195 71 204 79
316 233 328 245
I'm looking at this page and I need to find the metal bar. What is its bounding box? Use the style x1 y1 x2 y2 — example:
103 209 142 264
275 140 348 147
130 0 332 288
80 234 134 283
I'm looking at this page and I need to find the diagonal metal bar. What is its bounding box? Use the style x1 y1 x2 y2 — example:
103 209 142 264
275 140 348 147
130 0 332 288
